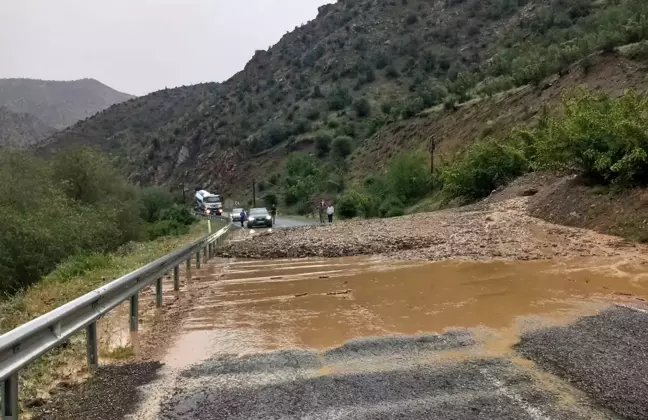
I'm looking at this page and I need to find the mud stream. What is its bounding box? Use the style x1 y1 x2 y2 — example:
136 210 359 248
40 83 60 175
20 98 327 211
163 255 648 367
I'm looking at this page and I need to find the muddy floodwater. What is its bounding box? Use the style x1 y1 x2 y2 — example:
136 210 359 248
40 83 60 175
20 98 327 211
162 255 648 366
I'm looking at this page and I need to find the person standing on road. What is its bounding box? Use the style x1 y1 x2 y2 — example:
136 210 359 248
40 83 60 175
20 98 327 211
318 200 326 225
270 204 277 224
327 202 334 224
239 209 246 228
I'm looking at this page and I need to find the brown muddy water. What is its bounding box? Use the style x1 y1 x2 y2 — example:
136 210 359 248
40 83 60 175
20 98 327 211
161 255 648 367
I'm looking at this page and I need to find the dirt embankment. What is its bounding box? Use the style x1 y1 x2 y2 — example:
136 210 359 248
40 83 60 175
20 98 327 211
217 194 645 262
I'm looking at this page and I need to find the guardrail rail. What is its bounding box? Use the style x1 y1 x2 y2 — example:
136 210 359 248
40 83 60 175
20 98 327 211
0 223 230 419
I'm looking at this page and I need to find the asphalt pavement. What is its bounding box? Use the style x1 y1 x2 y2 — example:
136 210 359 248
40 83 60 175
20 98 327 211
229 214 316 229
156 332 614 420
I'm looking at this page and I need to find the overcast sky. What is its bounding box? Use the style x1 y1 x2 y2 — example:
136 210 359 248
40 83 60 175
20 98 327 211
0 0 331 95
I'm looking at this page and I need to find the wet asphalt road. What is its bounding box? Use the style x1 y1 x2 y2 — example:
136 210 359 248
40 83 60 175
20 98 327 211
228 214 315 229
156 332 615 420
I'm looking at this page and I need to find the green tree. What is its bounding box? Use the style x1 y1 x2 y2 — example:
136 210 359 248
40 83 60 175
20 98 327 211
353 98 371 118
315 134 332 157
332 136 353 158
328 87 352 111
385 152 432 204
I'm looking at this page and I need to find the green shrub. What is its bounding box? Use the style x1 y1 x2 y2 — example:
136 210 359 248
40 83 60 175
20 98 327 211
328 87 352 111
337 190 375 219
402 97 425 119
441 139 528 200
146 220 189 240
306 108 321 121
353 98 371 118
337 192 360 218
379 196 405 218
385 65 400 79
158 205 194 226
315 134 332 157
332 136 353 158
385 152 432 204
139 187 175 223
533 89 648 185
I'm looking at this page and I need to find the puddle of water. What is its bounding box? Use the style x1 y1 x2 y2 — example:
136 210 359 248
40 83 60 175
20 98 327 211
166 256 648 364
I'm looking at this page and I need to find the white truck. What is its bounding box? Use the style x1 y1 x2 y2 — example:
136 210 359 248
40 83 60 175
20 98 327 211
195 190 223 216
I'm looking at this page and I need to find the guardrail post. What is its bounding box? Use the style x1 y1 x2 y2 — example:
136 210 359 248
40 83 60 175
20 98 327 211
155 278 163 307
196 251 201 269
86 322 98 371
186 258 192 281
203 246 208 261
2 372 19 420
130 293 139 331
173 265 180 291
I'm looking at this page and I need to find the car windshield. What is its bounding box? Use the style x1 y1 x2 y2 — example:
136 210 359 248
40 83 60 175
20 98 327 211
250 208 269 216
204 196 220 203
233 208 243 214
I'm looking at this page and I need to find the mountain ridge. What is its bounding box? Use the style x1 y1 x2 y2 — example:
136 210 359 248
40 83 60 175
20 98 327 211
0 106 56 149
0 77 134 130
40 0 648 199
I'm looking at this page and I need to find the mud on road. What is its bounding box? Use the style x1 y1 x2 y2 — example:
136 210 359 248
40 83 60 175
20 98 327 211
217 197 644 262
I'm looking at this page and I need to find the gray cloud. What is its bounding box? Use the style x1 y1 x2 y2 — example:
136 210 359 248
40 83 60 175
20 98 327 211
0 0 330 95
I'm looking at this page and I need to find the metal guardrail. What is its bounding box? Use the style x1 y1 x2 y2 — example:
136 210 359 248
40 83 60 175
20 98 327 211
0 223 230 419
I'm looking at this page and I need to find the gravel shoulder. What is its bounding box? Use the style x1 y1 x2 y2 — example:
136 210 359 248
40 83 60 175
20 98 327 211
217 197 645 262
517 305 648 420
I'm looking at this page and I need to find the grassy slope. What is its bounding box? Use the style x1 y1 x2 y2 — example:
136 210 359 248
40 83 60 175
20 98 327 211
0 220 214 404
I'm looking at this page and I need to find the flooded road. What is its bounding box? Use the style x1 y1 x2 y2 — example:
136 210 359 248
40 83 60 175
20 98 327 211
170 255 648 358
125 254 648 420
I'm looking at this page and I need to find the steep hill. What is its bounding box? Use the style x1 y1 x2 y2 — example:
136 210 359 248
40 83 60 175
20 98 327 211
0 107 56 149
0 78 133 130
42 0 648 197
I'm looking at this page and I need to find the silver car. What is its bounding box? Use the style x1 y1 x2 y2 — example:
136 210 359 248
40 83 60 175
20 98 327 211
232 208 245 222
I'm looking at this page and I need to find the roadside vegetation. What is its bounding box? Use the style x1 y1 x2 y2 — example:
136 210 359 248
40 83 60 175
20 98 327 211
0 147 194 296
0 144 217 403
0 219 213 405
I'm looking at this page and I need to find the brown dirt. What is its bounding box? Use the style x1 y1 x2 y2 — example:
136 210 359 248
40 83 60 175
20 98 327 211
527 176 648 243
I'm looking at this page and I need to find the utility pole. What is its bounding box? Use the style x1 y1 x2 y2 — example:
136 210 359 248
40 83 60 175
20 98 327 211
429 135 436 189
428 136 436 175
252 179 256 208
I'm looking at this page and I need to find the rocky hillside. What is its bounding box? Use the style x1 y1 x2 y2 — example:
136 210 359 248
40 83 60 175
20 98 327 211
0 78 133 130
0 107 56 149
42 0 648 196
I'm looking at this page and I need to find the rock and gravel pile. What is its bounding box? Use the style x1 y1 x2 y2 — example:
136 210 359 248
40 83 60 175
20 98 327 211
218 197 639 262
